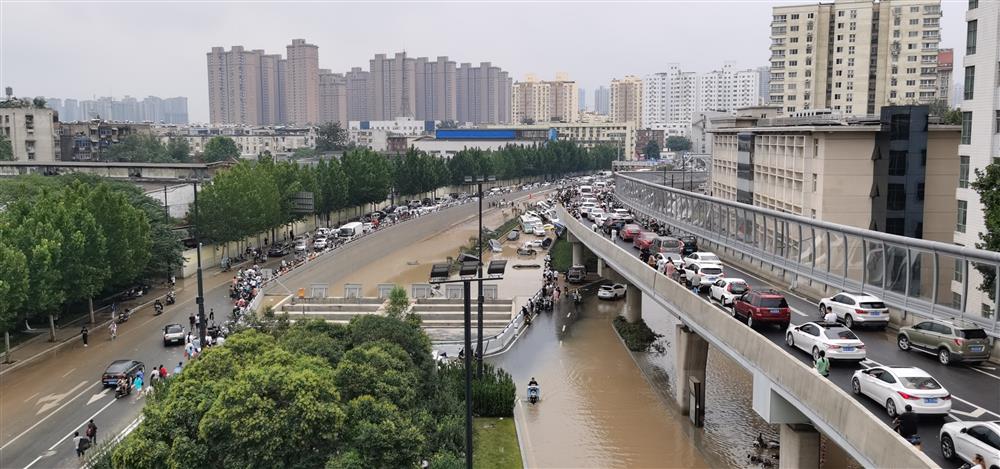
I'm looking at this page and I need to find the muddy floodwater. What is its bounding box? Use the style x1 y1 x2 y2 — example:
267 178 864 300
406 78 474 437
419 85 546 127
490 294 709 469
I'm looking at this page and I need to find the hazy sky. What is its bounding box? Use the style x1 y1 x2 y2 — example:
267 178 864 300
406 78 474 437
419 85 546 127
1 1 968 122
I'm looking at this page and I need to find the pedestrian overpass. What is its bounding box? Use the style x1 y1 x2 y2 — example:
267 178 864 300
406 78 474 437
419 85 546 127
557 205 935 469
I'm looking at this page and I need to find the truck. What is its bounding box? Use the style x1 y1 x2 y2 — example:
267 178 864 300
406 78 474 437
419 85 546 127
338 222 364 240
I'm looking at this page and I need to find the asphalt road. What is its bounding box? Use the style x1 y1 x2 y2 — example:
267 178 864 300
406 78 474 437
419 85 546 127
602 226 1000 468
0 186 550 469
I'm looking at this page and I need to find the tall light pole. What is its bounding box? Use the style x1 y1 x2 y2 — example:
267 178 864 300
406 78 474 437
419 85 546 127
430 259 507 469
192 180 207 347
465 174 495 378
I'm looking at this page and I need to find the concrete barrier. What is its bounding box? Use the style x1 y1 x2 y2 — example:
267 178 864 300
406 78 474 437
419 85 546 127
558 206 935 469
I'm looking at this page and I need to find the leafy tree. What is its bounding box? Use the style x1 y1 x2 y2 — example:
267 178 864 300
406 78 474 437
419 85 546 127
105 134 168 163
348 315 434 388
166 137 192 163
5 194 66 340
0 239 28 353
665 136 692 152
643 139 661 160
57 184 110 310
437 120 458 129
385 285 409 319
291 147 317 160
341 150 391 209
971 161 1000 301
87 184 150 288
0 134 12 161
336 396 425 468
201 136 240 163
33 97 46 108
316 122 348 152
928 99 950 119
278 320 346 366
334 341 419 407
943 108 963 126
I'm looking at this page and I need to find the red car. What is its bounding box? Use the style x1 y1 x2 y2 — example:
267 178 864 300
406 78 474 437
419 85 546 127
733 290 791 329
619 224 642 241
633 231 658 250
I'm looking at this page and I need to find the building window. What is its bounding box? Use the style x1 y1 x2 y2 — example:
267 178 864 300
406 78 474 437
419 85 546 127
959 155 970 188
812 173 818 192
983 304 994 320
889 151 907 175
995 110 999 133
967 20 977 55
887 184 906 210
964 66 975 100
961 112 973 144
953 292 963 309
955 258 965 282
917 183 925 201
969 0 978 8
957 200 968 233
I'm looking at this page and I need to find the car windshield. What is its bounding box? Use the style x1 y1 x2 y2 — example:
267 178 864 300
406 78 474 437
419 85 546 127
823 328 858 340
701 267 723 275
166 325 183 333
859 301 886 309
759 297 788 308
729 283 748 293
697 254 719 262
106 361 129 373
958 328 988 339
898 376 942 390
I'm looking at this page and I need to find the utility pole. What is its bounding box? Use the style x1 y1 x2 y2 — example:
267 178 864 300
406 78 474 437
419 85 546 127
193 181 207 347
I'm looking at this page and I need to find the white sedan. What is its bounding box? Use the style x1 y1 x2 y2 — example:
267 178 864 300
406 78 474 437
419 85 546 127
850 366 951 417
785 322 866 361
708 278 749 306
683 251 721 266
597 284 627 300
939 420 1000 468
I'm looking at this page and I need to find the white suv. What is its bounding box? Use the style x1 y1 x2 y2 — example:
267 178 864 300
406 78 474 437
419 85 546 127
818 292 889 329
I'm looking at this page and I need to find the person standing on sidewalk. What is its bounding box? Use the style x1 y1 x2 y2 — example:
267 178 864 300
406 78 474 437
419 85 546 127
80 326 88 347
188 313 195 331
85 420 97 445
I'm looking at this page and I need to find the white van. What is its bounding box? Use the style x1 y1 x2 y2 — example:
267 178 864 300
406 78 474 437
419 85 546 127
338 222 364 239
594 181 608 191
579 185 594 196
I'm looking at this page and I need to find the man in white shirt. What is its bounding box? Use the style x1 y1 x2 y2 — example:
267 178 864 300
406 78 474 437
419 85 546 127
823 306 838 324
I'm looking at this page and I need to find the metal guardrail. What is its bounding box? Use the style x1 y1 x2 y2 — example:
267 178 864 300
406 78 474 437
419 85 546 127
614 173 1000 335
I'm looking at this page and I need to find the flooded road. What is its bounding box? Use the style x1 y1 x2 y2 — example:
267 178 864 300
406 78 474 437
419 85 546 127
490 293 708 469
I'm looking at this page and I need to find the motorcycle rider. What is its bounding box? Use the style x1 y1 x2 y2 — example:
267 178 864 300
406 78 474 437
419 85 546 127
115 376 128 397
154 299 164 314
528 377 538 387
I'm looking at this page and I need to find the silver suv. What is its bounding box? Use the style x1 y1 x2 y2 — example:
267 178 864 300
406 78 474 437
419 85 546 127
897 319 991 365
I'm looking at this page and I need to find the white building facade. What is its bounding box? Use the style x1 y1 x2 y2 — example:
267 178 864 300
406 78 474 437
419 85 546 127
643 63 767 137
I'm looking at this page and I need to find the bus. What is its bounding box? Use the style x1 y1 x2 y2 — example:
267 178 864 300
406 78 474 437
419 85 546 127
520 214 543 233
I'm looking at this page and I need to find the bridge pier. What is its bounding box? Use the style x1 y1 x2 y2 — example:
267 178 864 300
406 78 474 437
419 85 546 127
674 324 708 415
779 424 820 469
572 242 583 266
624 285 641 323
597 258 605 277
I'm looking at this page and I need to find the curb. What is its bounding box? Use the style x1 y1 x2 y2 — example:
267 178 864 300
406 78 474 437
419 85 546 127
512 401 531 469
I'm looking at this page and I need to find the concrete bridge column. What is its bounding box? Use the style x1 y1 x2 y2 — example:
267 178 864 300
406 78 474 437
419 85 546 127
597 258 605 277
624 286 641 323
572 242 583 266
778 424 820 469
674 324 708 415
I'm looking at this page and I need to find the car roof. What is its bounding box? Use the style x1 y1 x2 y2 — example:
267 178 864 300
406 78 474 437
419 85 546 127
722 278 747 283
106 359 136 371
917 318 984 329
885 366 931 377
757 290 786 298
165 323 183 330
839 292 882 301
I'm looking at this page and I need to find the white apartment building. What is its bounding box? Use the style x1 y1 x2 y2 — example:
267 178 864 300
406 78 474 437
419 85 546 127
952 0 999 319
511 73 579 124
643 63 766 137
0 105 59 162
347 117 436 151
769 0 942 116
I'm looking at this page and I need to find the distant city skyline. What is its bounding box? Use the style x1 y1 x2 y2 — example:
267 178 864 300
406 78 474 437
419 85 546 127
1 2 966 123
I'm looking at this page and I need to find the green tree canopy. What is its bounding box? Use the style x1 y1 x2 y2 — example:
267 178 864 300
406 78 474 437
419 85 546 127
0 240 29 336
105 134 169 163
665 136 692 152
971 161 1000 301
202 136 240 163
166 137 192 163
643 139 661 159
316 122 348 152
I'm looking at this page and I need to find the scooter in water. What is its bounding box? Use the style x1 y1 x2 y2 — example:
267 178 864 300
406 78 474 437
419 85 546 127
527 384 540 404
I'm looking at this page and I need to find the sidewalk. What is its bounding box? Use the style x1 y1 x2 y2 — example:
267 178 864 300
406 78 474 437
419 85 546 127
0 262 242 376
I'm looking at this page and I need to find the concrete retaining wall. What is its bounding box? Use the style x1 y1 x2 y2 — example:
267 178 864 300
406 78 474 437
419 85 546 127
558 206 935 469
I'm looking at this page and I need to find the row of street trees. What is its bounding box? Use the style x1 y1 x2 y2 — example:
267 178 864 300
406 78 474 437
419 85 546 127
194 142 615 246
0 175 184 343
107 314 514 468
106 134 240 164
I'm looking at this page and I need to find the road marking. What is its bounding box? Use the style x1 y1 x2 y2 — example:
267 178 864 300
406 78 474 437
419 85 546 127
1 380 101 451
790 308 809 318
566 312 571 318
23 397 121 469
35 380 87 415
86 388 110 406
974 364 997 371
561 325 566 332
60 368 76 378
949 407 988 418
22 392 39 403
966 365 1000 382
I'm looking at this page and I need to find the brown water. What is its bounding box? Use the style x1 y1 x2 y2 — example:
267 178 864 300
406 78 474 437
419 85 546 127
490 295 708 469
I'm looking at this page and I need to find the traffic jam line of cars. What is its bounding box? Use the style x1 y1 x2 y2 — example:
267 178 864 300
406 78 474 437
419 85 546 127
567 181 1000 467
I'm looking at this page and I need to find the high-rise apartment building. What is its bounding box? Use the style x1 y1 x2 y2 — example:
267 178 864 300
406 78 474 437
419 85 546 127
207 46 263 125
346 67 370 121
318 69 347 125
937 48 953 106
594 86 610 115
456 62 511 124
578 88 587 112
610 76 643 127
953 0 1000 319
511 73 578 124
369 52 417 121
259 53 284 125
415 56 457 122
285 39 320 125
770 0 942 116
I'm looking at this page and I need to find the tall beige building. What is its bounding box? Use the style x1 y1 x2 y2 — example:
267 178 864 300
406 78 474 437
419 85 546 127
369 52 417 121
770 0 942 116
318 69 347 125
0 106 59 162
610 75 643 127
415 56 457 121
285 39 320 125
511 73 579 124
207 46 263 125
259 53 284 125
456 62 512 125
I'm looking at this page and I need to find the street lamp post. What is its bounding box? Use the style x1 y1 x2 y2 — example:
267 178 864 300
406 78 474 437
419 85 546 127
430 259 507 469
192 180 207 347
464 174 495 379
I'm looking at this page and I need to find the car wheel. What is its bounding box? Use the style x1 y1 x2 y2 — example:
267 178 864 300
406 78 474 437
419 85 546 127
886 399 898 418
747 315 754 328
897 335 910 351
851 378 861 395
163 340 168 346
940 434 956 461
731 307 738 319
812 347 821 362
844 314 854 329
785 333 795 347
938 348 951 365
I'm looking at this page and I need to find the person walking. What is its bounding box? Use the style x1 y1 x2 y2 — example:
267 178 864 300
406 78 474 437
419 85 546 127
109 322 117 341
173 361 183 375
80 327 88 347
209 308 215 323
814 350 830 378
72 431 86 457
188 313 195 331
85 419 97 445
